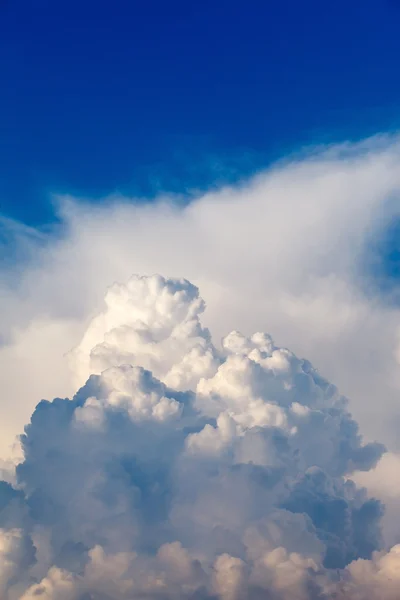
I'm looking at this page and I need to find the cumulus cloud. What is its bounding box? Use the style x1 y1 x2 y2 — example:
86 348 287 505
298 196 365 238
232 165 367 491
2 136 400 458
0 273 397 599
2 136 400 596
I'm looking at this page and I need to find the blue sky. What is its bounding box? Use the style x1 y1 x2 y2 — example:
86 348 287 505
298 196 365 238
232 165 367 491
1 0 400 224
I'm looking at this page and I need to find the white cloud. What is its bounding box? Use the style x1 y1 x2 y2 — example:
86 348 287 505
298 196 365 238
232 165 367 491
0 273 395 599
2 136 400 454
2 136 400 597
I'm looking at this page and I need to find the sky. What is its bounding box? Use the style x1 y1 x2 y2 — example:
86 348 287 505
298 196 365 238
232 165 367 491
3 2 400 599
2 0 400 224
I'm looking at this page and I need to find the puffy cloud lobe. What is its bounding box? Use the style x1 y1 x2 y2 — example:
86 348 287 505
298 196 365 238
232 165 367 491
338 544 400 599
69 274 219 393
0 275 395 599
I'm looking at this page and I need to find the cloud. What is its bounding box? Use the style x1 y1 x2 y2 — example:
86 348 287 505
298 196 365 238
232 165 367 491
68 274 218 393
0 273 396 599
2 136 400 596
2 136 400 455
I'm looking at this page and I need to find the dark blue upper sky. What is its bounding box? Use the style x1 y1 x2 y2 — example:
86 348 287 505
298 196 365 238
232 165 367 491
1 0 400 224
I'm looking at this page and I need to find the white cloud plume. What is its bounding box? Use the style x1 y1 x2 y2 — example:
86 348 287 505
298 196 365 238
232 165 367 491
0 273 397 599
2 136 400 597
2 136 400 455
